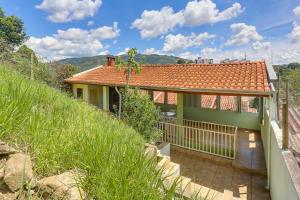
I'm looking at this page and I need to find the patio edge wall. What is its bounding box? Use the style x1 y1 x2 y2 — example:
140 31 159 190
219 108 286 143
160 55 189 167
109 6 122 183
261 110 300 200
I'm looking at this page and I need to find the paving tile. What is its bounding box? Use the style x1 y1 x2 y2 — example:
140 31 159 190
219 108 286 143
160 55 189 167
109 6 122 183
170 129 270 200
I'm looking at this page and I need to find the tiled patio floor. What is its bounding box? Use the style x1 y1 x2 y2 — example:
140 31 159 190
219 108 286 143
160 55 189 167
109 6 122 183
233 129 267 175
170 130 270 200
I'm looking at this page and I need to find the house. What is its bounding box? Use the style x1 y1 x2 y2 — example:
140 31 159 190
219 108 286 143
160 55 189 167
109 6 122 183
65 56 269 129
65 57 300 200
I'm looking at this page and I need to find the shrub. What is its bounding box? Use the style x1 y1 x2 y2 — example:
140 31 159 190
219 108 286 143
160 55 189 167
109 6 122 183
120 89 161 143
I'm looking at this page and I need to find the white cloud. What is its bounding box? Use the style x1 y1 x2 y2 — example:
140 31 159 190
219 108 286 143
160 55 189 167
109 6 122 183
179 51 198 60
26 23 119 60
170 39 300 64
90 22 120 40
162 32 215 52
132 0 243 39
225 23 263 46
252 41 271 51
87 20 94 26
118 47 130 56
183 1 243 26
294 6 300 19
290 24 300 43
289 6 300 43
201 47 218 54
36 0 102 23
131 7 184 39
143 48 160 55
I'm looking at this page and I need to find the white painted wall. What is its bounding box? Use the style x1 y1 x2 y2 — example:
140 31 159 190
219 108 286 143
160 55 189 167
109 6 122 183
261 99 300 200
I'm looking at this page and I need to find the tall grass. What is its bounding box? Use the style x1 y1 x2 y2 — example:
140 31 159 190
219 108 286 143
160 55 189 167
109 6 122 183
0 65 171 199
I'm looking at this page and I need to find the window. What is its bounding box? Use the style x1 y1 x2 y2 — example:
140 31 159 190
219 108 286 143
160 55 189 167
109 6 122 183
241 96 258 113
201 95 217 109
77 88 83 99
220 96 237 111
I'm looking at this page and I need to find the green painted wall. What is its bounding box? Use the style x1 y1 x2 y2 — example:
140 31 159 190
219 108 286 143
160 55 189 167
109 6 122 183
177 94 183 126
183 107 261 130
158 103 261 130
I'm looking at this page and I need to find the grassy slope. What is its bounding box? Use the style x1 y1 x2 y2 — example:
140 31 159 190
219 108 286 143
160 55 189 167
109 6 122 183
0 65 165 199
58 54 192 72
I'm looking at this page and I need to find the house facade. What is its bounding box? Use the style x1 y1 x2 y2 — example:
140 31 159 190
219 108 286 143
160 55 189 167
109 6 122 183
65 57 300 200
65 57 270 130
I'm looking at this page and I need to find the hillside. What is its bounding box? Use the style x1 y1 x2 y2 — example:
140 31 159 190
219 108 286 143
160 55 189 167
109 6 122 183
0 65 167 199
58 54 192 72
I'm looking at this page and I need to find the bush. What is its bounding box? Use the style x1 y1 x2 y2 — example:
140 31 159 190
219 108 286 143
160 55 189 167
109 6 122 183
120 89 161 143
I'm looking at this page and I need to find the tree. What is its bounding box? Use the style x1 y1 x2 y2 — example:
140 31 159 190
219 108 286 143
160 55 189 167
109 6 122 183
115 48 141 119
0 38 13 61
17 45 38 64
49 63 79 91
177 59 186 64
0 7 4 18
288 62 300 70
116 48 141 90
287 67 300 105
0 7 27 47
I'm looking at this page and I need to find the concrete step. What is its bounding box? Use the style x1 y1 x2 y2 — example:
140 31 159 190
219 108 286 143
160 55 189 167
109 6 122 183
165 162 180 177
183 182 220 200
157 154 171 169
175 176 192 195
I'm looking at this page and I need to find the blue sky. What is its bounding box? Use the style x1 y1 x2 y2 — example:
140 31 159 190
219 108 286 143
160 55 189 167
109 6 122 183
1 0 300 63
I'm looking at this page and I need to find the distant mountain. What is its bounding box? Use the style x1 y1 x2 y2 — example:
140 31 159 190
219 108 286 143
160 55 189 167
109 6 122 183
57 54 192 72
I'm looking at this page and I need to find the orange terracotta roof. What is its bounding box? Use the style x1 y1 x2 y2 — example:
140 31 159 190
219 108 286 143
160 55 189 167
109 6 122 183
65 61 271 96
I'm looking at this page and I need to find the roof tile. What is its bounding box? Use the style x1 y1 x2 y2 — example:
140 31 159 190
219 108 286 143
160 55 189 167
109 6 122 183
65 61 271 95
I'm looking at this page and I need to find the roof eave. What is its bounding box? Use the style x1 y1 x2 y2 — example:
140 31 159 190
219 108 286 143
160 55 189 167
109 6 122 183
64 80 271 96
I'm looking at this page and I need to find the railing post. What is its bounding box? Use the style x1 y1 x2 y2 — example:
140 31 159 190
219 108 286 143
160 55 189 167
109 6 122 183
282 83 289 150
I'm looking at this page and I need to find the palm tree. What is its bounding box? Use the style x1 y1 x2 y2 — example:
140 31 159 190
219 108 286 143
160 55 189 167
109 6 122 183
115 48 141 119
116 48 141 90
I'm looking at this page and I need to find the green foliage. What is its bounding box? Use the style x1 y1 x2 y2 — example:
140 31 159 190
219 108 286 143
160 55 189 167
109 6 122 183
287 67 300 105
288 62 300 70
0 66 170 199
116 48 141 88
0 38 13 61
177 59 186 64
17 45 38 65
0 7 4 18
1 47 52 84
0 45 78 91
249 97 259 109
49 63 79 91
0 8 27 46
120 89 161 142
58 54 193 72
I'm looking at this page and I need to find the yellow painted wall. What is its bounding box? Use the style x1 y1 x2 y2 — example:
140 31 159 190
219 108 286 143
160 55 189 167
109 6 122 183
72 84 89 102
71 84 105 109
